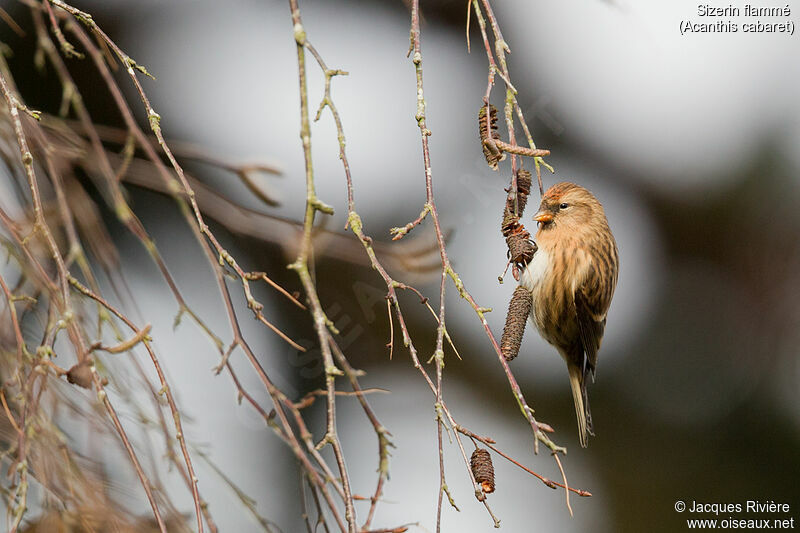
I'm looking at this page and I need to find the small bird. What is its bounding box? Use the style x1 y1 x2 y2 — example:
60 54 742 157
519 182 619 447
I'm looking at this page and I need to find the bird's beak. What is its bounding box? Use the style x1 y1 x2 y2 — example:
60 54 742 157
533 211 553 223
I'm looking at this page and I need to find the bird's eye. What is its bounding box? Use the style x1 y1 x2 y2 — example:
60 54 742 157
559 202 569 209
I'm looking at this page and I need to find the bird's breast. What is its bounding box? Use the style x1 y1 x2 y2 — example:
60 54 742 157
519 246 550 292
519 242 583 351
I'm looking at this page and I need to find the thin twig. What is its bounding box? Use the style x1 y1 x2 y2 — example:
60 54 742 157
286 2 356 531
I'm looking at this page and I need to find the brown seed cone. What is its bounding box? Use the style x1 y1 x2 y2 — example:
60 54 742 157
501 285 533 362
478 104 500 142
470 448 496 494
478 104 505 170
515 169 532 214
516 168 532 195
501 169 533 237
505 229 536 267
501 209 518 237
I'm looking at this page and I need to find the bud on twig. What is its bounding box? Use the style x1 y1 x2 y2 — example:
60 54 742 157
501 286 532 361
66 361 93 389
470 448 496 494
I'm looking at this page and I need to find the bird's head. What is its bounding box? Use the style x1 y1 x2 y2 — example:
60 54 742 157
532 182 606 231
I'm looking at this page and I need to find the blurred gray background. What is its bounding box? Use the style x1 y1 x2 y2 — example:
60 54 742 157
2 0 799 531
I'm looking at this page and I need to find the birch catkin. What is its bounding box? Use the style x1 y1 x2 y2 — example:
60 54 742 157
470 448 496 494
501 286 532 361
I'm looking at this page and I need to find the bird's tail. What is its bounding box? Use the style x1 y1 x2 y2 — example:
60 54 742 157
568 364 594 448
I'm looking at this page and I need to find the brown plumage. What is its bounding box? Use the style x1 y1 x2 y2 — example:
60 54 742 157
519 182 619 447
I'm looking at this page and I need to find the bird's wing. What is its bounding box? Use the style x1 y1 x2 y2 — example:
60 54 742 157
574 262 612 378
